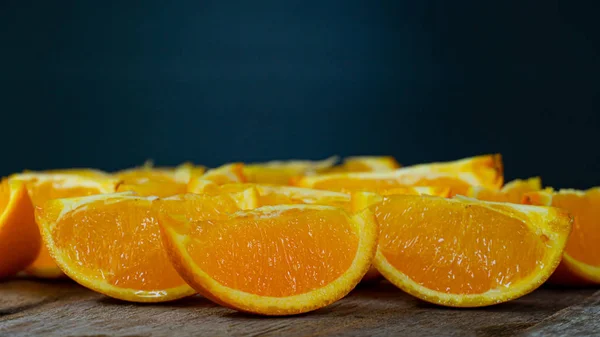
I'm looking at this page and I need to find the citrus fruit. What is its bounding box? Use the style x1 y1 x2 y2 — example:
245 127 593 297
243 157 338 185
523 188 600 285
468 177 542 203
194 163 247 186
116 162 204 197
35 191 256 302
292 154 503 196
0 179 40 279
158 199 378 315
190 181 352 209
9 172 121 278
371 194 572 307
333 156 400 173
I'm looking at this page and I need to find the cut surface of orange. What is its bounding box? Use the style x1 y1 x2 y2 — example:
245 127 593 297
243 157 338 185
293 154 503 196
35 191 254 302
158 202 378 315
9 172 121 278
339 156 400 173
0 179 40 278
190 181 352 209
194 163 247 186
523 188 600 285
116 162 204 197
372 194 571 307
468 177 542 203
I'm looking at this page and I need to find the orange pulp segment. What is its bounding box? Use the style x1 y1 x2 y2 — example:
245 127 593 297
0 179 40 278
158 201 378 315
341 156 401 172
468 177 542 203
194 163 247 186
243 157 338 185
35 191 253 302
190 181 352 210
293 154 503 196
116 162 204 197
373 194 571 307
523 188 600 285
9 172 121 278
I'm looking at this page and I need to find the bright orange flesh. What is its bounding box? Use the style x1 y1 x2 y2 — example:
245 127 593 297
27 183 109 205
294 154 503 196
200 163 247 185
117 181 187 197
523 189 600 284
0 180 9 211
470 177 542 204
544 191 600 267
36 193 244 302
9 173 120 278
50 199 184 290
196 183 352 210
376 196 545 294
244 157 337 185
373 195 571 306
183 208 358 297
159 202 378 315
0 180 40 278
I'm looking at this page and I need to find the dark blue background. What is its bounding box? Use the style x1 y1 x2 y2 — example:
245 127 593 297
1 1 598 188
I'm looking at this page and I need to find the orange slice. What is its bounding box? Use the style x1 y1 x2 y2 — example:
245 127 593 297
116 162 204 197
523 188 600 285
328 156 401 173
35 191 255 302
0 179 40 278
194 163 247 186
468 177 542 203
243 157 338 185
158 200 378 315
293 154 503 196
190 181 351 209
372 194 571 307
9 172 121 278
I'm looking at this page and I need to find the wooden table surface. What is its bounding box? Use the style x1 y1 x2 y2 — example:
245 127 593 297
0 279 598 337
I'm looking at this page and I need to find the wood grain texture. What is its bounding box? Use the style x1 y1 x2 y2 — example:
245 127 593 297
0 280 598 337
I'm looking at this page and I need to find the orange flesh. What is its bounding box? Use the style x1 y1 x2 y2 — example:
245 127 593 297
117 181 187 197
182 208 358 297
376 196 548 294
245 168 298 185
313 177 470 195
0 180 9 213
52 199 186 290
549 192 600 266
257 193 350 210
116 170 176 184
24 181 116 274
27 182 107 205
475 185 539 204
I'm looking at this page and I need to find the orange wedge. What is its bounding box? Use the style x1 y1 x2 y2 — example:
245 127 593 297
35 191 256 302
116 162 204 197
468 177 542 203
243 157 338 185
293 154 503 196
9 172 121 278
328 156 400 173
190 181 351 209
193 163 247 186
0 179 40 278
371 194 571 307
523 188 600 285
158 198 378 315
